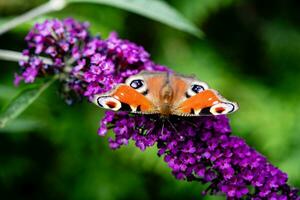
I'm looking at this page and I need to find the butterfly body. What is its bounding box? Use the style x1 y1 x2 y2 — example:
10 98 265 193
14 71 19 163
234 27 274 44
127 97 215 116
94 71 238 117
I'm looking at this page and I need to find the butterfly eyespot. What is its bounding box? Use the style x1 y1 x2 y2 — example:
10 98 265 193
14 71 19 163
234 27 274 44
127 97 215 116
186 81 208 97
130 79 144 89
215 107 225 113
210 102 235 115
96 96 121 111
125 76 148 94
191 84 205 93
106 101 117 108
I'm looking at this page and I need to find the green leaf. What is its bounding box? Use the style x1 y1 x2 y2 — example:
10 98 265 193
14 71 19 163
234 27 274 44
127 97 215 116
0 78 56 128
0 118 43 133
0 85 18 101
0 18 10 26
67 0 203 37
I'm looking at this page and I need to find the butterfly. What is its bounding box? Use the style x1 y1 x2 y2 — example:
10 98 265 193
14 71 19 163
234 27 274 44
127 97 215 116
93 71 238 117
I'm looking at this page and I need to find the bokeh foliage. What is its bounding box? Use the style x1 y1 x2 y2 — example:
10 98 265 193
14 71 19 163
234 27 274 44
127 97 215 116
0 0 299 199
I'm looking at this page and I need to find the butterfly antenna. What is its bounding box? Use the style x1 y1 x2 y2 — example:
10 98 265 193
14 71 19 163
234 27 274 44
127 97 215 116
146 126 154 135
160 119 165 136
166 118 179 135
184 119 198 128
174 116 198 128
146 116 159 134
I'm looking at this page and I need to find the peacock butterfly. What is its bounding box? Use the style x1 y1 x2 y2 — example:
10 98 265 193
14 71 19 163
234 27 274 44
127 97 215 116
93 71 239 116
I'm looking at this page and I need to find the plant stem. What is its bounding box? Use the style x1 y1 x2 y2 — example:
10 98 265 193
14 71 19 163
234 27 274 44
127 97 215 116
0 49 25 62
0 49 52 64
0 0 66 35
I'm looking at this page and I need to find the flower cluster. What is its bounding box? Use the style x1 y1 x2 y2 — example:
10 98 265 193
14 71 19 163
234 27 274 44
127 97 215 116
15 18 299 199
99 112 299 199
78 32 167 101
15 18 167 103
15 18 89 84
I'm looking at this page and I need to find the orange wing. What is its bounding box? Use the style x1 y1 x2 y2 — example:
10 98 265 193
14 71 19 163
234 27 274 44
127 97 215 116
174 89 238 116
93 84 157 114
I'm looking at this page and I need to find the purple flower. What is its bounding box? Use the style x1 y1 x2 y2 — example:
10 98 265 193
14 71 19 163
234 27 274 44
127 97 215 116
15 18 168 104
15 18 91 103
78 32 168 101
99 113 300 199
14 18 299 199
24 18 89 70
16 56 44 84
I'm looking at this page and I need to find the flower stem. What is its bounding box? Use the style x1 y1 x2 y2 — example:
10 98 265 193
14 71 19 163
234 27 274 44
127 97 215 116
0 49 52 64
0 49 26 62
0 0 66 35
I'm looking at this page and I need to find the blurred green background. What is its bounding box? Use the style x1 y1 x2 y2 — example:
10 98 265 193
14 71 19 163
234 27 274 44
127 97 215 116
1 0 300 199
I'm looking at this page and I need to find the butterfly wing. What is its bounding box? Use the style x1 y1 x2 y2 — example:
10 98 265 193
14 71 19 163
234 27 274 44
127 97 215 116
174 89 238 116
93 84 158 114
93 70 168 114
